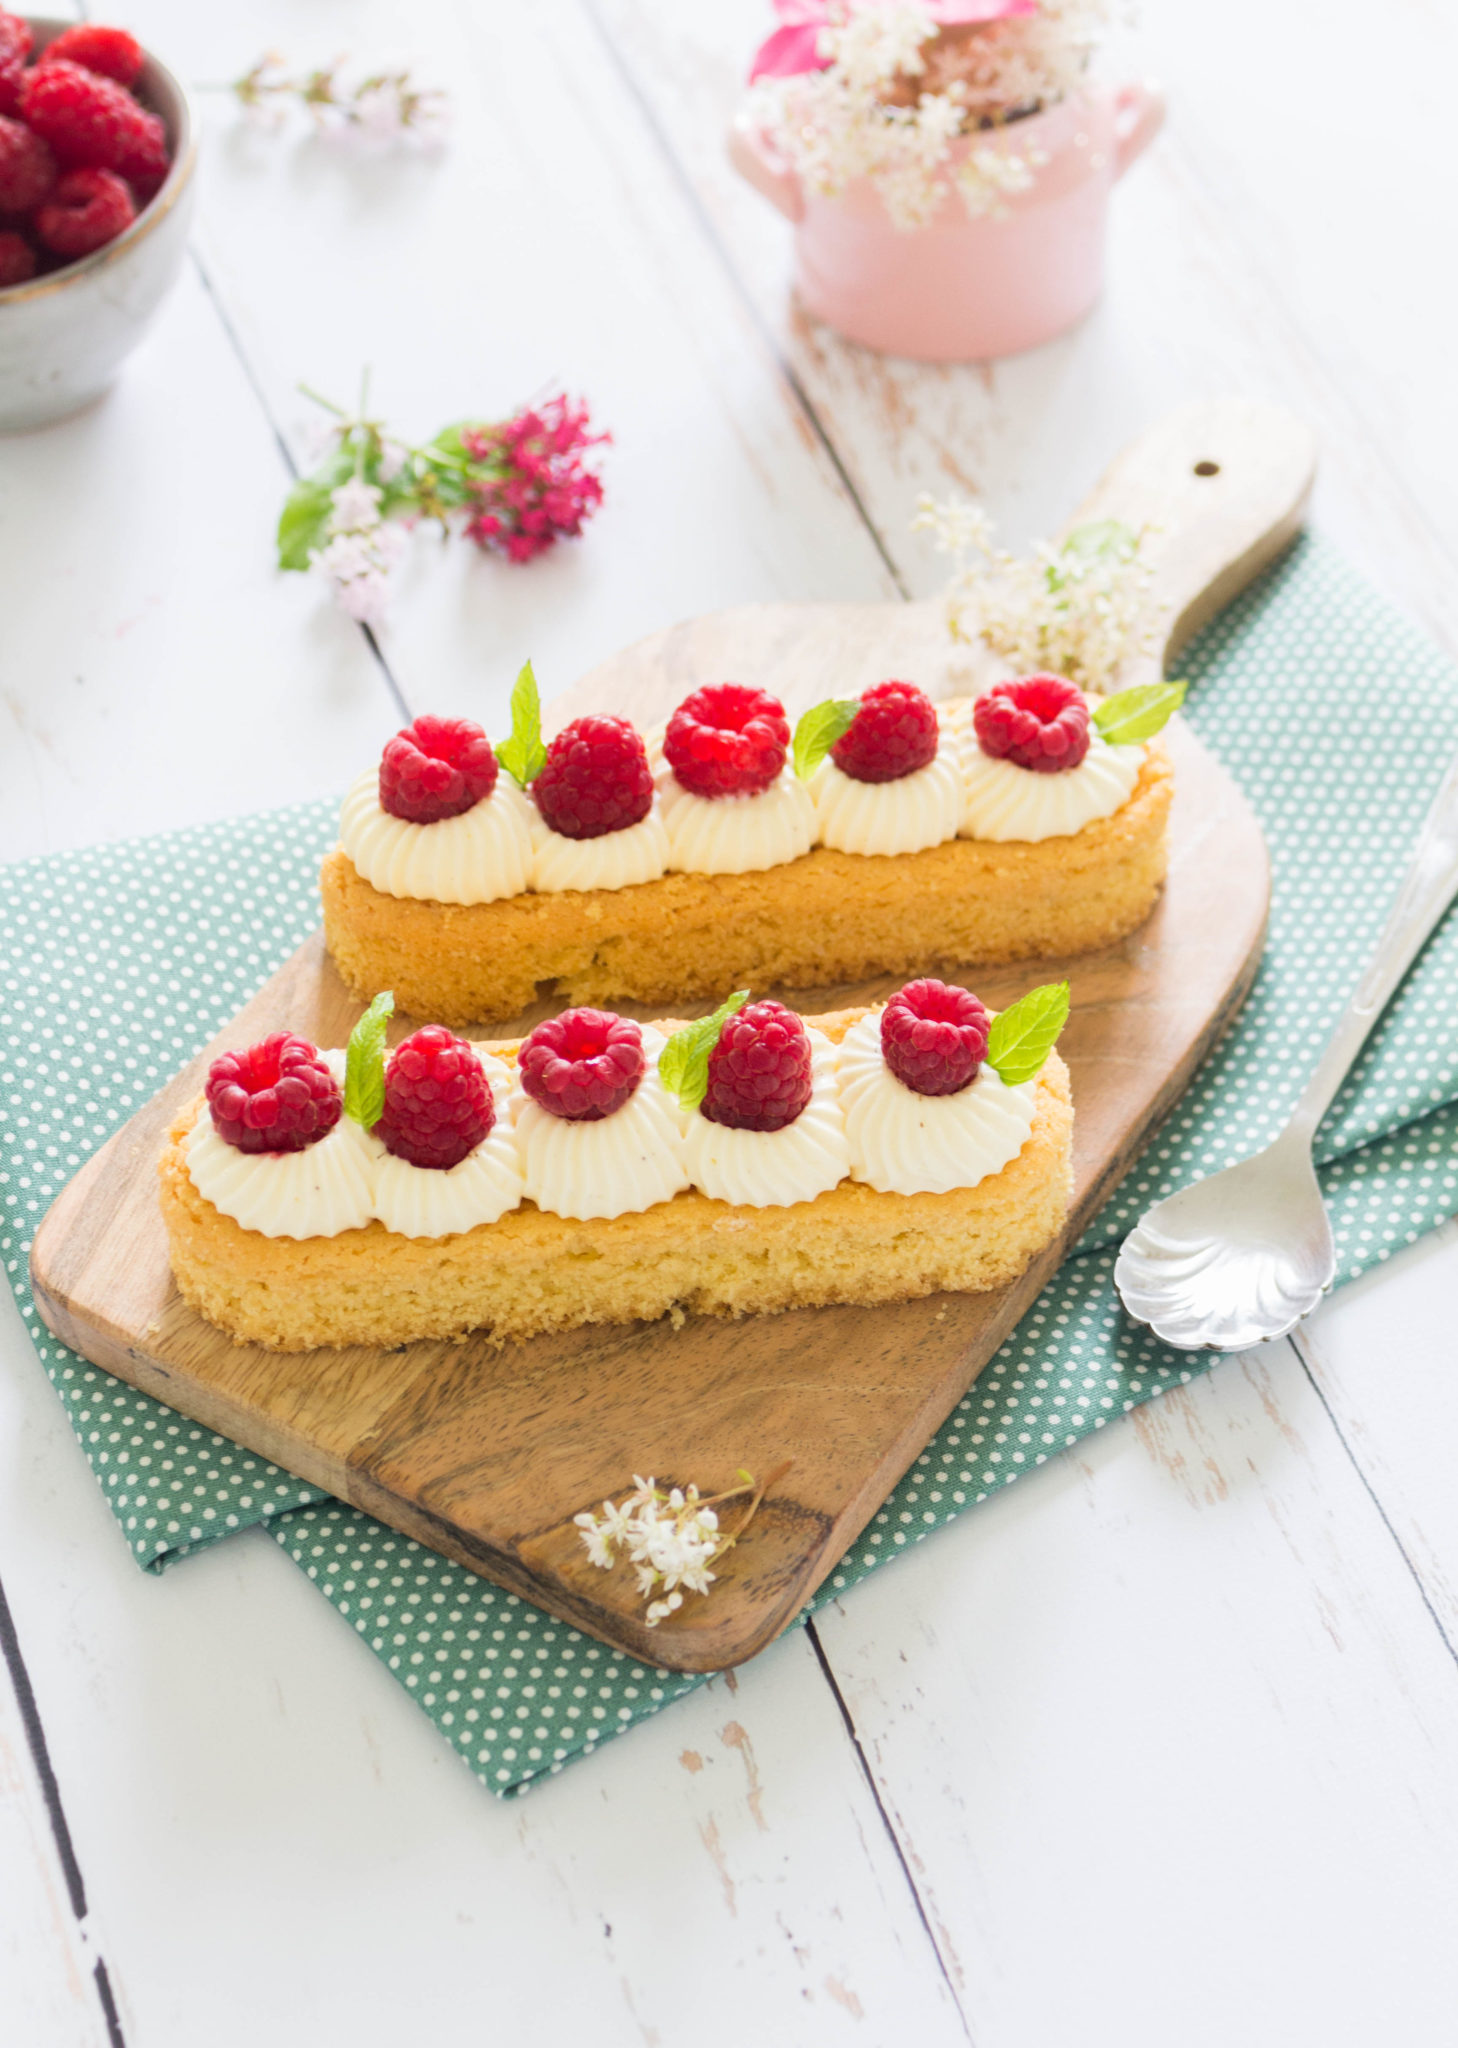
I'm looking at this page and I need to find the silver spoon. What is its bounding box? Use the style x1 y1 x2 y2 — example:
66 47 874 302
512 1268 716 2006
1115 745 1458 1351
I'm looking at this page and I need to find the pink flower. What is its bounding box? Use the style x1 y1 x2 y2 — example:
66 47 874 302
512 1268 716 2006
749 0 1036 82
461 394 608 563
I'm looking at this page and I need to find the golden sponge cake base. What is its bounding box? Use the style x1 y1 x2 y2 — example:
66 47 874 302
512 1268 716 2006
159 1012 1073 1353
320 747 1172 1027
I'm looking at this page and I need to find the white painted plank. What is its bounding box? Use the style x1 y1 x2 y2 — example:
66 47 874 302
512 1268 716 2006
811 1340 1458 2048
0 1297 967 2048
1296 1222 1458 1645
0 258 397 861
119 0 898 749
0 1633 114 2048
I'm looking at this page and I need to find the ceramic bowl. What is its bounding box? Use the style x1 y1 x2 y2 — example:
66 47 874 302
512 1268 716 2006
0 18 197 432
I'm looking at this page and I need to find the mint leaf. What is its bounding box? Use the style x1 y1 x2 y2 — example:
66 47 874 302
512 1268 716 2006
344 990 395 1128
497 660 547 788
986 982 1069 1087
658 991 751 1113
276 477 338 572
1092 678 1187 747
792 698 860 781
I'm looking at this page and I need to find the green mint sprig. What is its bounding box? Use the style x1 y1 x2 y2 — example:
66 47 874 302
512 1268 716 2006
497 659 547 787
658 991 751 1113
1092 678 1187 747
343 990 395 1128
986 982 1069 1087
792 698 861 780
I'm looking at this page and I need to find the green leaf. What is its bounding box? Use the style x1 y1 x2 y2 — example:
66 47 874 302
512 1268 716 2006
343 990 395 1128
1092 678 1187 747
496 660 548 788
1045 519 1137 593
792 698 861 781
986 981 1069 1088
276 477 338 572
657 991 751 1113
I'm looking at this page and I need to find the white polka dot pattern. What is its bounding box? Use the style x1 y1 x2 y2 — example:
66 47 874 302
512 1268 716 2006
0 534 1455 1798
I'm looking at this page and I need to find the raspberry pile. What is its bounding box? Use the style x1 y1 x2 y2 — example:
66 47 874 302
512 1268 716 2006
206 1034 343 1155
664 682 790 799
0 17 170 285
519 1009 645 1122
881 980 990 1097
702 1000 813 1133
379 715 499 825
973 674 1090 774
532 716 653 841
832 680 940 785
377 1026 495 1171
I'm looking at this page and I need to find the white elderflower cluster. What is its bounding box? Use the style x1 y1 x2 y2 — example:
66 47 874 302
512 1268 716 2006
747 0 1108 232
577 1474 760 1626
309 477 409 627
914 494 1160 695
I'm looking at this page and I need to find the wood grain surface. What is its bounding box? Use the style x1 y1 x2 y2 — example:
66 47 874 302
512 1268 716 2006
30 669 1269 1677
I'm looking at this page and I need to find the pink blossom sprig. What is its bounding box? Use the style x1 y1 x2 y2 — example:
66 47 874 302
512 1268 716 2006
278 383 611 623
228 52 449 148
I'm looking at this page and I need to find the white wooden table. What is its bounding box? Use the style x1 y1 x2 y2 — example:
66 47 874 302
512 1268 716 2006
5 3 1458 2042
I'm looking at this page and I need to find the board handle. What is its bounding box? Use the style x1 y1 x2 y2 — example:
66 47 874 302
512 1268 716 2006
1065 398 1318 681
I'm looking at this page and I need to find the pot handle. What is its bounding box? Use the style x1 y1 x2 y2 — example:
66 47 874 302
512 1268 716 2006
727 112 805 224
1112 79 1165 178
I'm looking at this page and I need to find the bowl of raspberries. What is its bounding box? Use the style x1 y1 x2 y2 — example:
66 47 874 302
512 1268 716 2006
0 14 195 430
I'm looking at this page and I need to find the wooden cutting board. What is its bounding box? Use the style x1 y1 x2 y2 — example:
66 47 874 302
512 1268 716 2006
30 400 1313 1673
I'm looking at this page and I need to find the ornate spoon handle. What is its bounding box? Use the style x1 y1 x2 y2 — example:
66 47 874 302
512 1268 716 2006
1290 747 1458 1140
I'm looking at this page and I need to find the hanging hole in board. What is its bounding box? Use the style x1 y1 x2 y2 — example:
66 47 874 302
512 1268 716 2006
1193 460 1220 477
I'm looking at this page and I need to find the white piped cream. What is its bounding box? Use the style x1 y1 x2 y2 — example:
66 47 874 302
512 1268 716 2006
338 770 535 905
682 1029 849 1207
836 1010 1037 1196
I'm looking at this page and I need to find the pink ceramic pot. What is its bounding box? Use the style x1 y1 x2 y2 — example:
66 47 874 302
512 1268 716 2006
728 81 1164 361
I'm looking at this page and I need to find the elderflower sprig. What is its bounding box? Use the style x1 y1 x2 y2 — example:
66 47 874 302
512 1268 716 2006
228 52 450 148
575 1464 789 1626
913 496 1162 696
278 382 610 623
745 0 1111 233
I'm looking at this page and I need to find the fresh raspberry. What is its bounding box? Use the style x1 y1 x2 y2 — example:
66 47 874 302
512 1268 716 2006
0 59 23 118
21 59 169 185
0 116 57 213
532 716 653 840
881 980 990 1097
702 1000 813 1133
0 227 35 286
379 715 498 825
206 1033 342 1155
377 1025 495 1171
35 166 135 260
973 674 1090 774
831 680 940 785
40 25 145 87
0 11 31 62
664 682 790 799
519 1009 644 1122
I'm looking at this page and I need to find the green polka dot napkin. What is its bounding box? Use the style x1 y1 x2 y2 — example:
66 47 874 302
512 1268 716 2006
2 533 1456 1797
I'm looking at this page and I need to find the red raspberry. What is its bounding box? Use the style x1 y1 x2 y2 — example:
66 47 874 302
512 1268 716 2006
831 680 940 785
377 1025 495 1171
0 116 57 212
973 674 1090 774
0 12 26 116
40 25 145 87
206 1033 342 1156
0 227 35 286
664 682 789 799
0 11 30 60
702 1000 813 1133
35 166 135 261
881 980 990 1097
379 715 499 825
519 1009 644 1122
21 59 169 185
532 716 653 840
